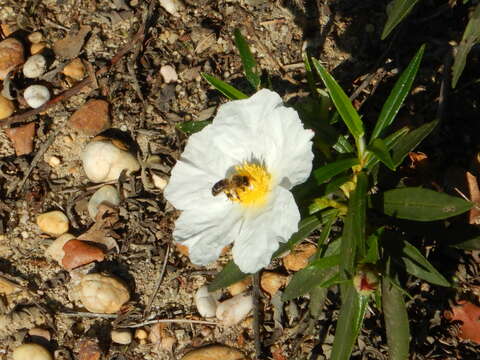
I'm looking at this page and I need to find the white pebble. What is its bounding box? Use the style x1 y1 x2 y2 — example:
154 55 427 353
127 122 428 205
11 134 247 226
160 65 178 83
23 54 47 78
88 185 120 219
152 173 168 190
111 329 132 345
195 285 217 318
24 85 50 108
48 155 61 167
216 293 253 327
12 343 53 360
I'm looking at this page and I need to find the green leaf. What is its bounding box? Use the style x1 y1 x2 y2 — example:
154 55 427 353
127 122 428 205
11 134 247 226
365 127 409 170
450 236 480 250
176 120 211 134
382 278 410 360
201 73 248 100
368 138 396 171
208 262 248 292
324 174 352 196
363 227 382 264
452 4 480 88
371 45 425 140
381 187 473 221
311 58 365 139
340 172 368 278
381 0 422 40
331 284 368 360
282 255 340 301
333 134 355 154
313 158 359 185
401 240 451 286
391 120 438 167
309 286 328 318
233 29 261 90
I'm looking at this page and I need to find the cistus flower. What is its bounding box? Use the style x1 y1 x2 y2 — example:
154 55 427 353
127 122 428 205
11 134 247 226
164 89 314 273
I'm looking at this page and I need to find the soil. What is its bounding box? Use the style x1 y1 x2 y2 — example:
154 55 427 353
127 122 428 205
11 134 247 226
0 0 479 359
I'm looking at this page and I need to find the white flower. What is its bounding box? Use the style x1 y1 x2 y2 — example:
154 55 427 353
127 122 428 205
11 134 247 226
164 89 314 273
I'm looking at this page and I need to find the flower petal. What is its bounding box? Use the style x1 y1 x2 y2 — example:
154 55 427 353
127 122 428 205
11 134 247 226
173 198 243 266
232 187 300 273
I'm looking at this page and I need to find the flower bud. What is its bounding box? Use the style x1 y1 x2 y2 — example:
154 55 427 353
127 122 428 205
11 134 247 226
353 265 379 296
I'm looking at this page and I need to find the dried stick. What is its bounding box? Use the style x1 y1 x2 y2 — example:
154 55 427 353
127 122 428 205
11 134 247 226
124 319 218 328
144 244 170 317
1 25 146 128
252 272 263 359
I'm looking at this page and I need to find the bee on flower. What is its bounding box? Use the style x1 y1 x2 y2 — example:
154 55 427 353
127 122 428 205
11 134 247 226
164 89 314 273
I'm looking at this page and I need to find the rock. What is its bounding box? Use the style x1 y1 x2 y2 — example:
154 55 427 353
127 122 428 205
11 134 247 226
88 185 120 219
152 173 168 190
77 338 101 360
159 0 185 17
111 329 132 345
24 85 50 108
31 42 46 55
36 210 69 237
81 139 140 183
22 54 47 78
53 25 91 59
227 278 251 296
5 122 36 156
69 99 110 135
283 243 317 271
61 239 105 271
216 293 253 327
195 286 217 318
0 94 15 119
160 65 178 83
28 32 43 44
0 38 24 80
28 328 51 342
63 58 85 81
134 328 148 344
181 345 246 360
78 273 130 313
45 233 75 263
12 343 53 360
260 271 288 296
48 155 61 167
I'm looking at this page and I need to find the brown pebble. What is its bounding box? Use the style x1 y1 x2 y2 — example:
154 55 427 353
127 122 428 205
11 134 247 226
77 338 101 360
63 58 85 81
227 277 251 296
68 99 110 135
5 122 36 156
0 38 24 80
28 327 51 341
31 42 46 55
283 243 317 271
61 239 105 271
181 345 246 360
0 94 15 120
260 271 288 296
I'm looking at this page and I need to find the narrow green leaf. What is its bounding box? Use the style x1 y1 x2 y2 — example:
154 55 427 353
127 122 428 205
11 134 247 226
363 227 383 264
371 45 425 140
381 0 422 40
333 134 355 154
201 73 248 100
176 120 211 134
382 278 410 360
208 262 248 292
365 127 409 170
331 284 368 360
303 52 317 96
340 172 368 278
401 240 451 286
314 158 359 185
368 138 396 171
324 174 352 196
282 256 340 301
452 4 480 88
311 58 365 139
450 236 480 250
381 187 473 221
233 29 261 90
309 286 328 318
391 120 438 167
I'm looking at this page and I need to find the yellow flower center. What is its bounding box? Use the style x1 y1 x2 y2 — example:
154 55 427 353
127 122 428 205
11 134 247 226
227 163 272 207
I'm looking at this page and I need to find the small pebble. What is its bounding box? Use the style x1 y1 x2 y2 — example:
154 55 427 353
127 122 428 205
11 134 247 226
23 54 47 78
227 278 251 296
48 155 61 167
159 0 185 17
78 273 130 314
63 58 85 81
36 210 69 237
111 329 132 345
31 42 46 55
28 328 51 342
61 239 105 270
216 293 253 327
5 122 36 155
0 94 15 119
195 285 217 318
283 243 317 271
160 65 178 83
69 99 110 135
87 185 120 219
134 329 148 344
0 38 25 80
45 233 75 263
28 32 43 44
152 173 168 190
24 85 50 109
12 343 53 360
260 271 288 296
181 345 245 360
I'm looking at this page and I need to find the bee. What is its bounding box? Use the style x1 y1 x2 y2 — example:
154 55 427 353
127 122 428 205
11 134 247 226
212 174 250 200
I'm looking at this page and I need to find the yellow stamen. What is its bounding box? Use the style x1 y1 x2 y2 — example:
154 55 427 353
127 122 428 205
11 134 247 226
227 163 272 207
